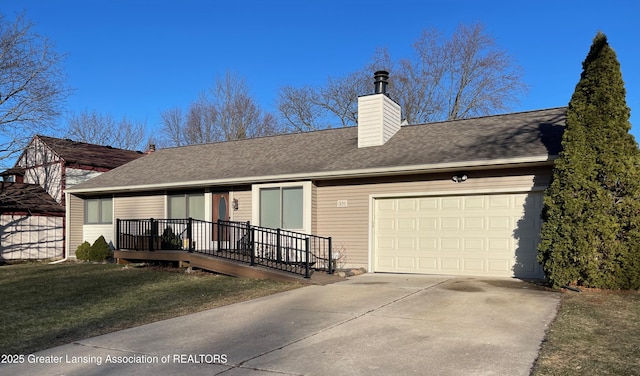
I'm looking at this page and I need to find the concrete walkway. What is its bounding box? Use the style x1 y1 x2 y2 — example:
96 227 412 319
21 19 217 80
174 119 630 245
1 274 559 376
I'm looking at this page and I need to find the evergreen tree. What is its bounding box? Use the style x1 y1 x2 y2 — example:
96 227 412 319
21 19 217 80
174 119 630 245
538 32 640 289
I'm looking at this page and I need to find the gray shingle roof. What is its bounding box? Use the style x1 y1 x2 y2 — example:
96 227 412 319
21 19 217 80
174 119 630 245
69 107 566 193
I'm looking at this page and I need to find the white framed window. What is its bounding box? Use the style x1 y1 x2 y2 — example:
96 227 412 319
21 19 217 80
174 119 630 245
168 193 205 220
252 182 311 233
84 198 112 224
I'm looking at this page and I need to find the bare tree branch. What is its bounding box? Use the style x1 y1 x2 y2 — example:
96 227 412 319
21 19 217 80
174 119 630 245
159 107 185 147
275 22 527 129
66 110 147 150
160 71 282 146
0 12 71 165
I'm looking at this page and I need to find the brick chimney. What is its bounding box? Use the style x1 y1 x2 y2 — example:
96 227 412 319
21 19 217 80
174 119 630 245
357 70 401 148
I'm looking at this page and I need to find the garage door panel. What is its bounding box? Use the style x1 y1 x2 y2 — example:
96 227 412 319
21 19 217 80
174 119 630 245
377 256 395 269
488 216 512 230
441 238 460 250
419 198 438 210
464 238 484 251
489 196 511 208
488 238 510 251
397 257 416 269
398 199 417 211
441 217 461 230
464 196 486 209
418 257 438 270
418 237 437 249
488 259 511 273
374 193 544 278
398 218 416 230
377 218 396 230
441 198 462 209
377 237 395 250
397 237 416 249
440 258 461 271
418 218 438 231
463 259 484 272
464 217 485 230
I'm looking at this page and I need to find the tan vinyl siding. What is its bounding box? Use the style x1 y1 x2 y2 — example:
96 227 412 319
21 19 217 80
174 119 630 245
230 187 252 222
67 194 84 258
316 166 552 270
114 195 165 219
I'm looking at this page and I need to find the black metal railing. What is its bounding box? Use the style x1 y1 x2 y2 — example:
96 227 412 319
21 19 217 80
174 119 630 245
116 218 333 278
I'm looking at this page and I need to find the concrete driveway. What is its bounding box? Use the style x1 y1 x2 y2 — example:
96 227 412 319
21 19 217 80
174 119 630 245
1 274 559 376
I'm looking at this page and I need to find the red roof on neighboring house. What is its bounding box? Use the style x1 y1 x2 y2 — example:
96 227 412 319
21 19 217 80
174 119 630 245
35 135 145 169
0 182 64 215
0 167 25 178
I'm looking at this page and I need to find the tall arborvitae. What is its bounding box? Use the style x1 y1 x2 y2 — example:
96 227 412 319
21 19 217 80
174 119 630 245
538 32 640 289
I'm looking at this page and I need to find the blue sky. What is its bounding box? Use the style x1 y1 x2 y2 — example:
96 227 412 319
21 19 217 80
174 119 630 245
3 0 639 143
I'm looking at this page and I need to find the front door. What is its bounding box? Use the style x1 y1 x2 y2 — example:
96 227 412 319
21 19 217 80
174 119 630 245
212 192 230 241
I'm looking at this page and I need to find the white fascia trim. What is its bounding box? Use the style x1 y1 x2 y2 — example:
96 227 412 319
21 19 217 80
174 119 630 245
65 155 555 194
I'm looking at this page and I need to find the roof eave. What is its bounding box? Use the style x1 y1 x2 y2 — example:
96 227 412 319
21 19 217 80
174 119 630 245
66 155 557 195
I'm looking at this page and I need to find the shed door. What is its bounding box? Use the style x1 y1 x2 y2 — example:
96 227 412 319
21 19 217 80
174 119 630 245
373 192 544 278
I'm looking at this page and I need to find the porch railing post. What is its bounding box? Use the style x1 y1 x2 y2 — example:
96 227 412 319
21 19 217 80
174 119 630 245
149 218 155 252
304 237 311 279
116 219 121 250
249 225 255 266
216 220 221 252
328 237 333 274
187 217 193 252
276 228 282 263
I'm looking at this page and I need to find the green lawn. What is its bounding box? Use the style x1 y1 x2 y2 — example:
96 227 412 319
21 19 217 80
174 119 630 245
532 288 640 375
0 263 300 354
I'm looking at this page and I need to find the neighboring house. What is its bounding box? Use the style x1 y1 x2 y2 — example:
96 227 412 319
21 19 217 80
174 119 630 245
66 72 565 278
0 182 65 260
0 135 145 260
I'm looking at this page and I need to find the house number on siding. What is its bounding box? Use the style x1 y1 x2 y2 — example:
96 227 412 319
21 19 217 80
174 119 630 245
337 200 348 208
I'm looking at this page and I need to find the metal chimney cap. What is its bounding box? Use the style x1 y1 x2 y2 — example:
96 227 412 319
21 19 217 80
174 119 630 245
374 70 389 79
373 70 389 94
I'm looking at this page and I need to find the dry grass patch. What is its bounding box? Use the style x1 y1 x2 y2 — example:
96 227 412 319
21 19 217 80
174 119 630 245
532 288 640 375
0 262 301 354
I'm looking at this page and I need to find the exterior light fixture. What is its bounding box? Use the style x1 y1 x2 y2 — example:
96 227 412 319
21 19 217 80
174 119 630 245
452 174 468 183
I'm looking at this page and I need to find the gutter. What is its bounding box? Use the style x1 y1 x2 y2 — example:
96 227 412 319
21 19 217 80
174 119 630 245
66 155 557 195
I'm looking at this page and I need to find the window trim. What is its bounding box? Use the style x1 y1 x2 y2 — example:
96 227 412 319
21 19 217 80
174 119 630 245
84 197 113 225
252 181 311 233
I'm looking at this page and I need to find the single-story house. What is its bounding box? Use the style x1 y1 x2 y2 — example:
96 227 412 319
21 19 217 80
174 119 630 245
66 72 565 278
0 135 145 259
0 182 65 260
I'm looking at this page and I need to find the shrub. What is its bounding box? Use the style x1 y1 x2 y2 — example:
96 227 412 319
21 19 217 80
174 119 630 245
161 226 181 250
88 235 113 261
76 237 112 262
75 241 91 260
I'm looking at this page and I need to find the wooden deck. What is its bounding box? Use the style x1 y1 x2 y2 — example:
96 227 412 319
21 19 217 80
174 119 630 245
114 250 345 285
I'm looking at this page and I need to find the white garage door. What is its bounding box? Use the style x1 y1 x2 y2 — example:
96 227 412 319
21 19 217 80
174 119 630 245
373 192 544 278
